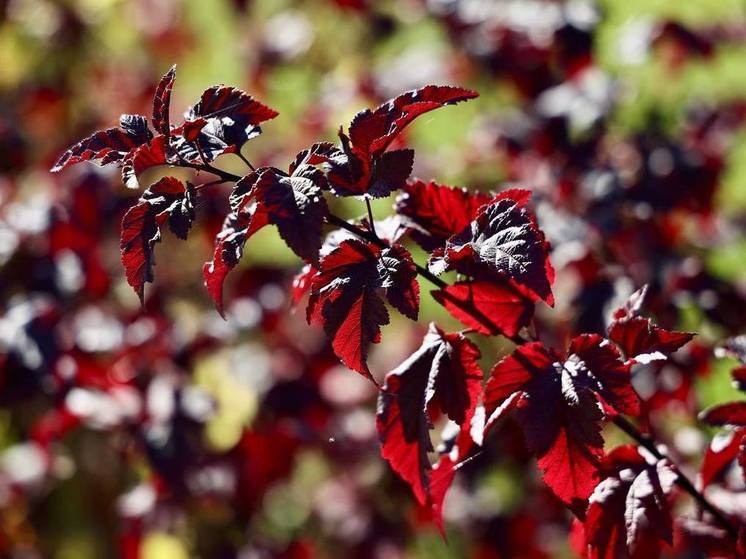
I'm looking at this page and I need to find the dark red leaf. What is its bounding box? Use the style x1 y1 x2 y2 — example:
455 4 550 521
291 264 316 306
700 429 746 489
177 86 278 162
576 446 676 559
51 114 153 172
307 239 419 382
377 323 482 504
378 243 419 320
608 317 694 364
612 285 649 321
182 118 208 142
395 179 493 250
569 334 640 417
441 197 554 305
152 65 177 136
120 177 195 303
432 279 533 337
365 149 414 198
253 168 329 263
327 85 477 198
121 135 169 189
191 85 279 124
607 285 694 364
484 336 639 509
484 342 602 509
700 402 746 427
203 201 269 316
348 85 478 159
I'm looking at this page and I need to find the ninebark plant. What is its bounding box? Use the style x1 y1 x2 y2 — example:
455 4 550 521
52 66 746 557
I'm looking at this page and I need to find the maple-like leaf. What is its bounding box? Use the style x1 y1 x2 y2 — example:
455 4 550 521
377 323 482 504
307 239 419 382
574 445 676 559
327 85 478 198
432 278 533 337
395 179 493 250
348 85 479 160
203 159 330 314
253 168 329 263
152 65 176 136
440 196 554 305
121 135 169 189
699 429 746 489
483 335 639 510
203 200 269 316
51 114 153 173
699 366 746 486
176 86 278 162
120 177 195 303
607 285 694 364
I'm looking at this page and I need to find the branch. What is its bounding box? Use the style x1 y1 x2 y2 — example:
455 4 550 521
328 211 736 540
181 161 242 183
612 415 738 539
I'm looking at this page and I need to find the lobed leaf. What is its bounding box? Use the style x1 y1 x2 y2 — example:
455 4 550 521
377 324 482 506
152 65 177 136
120 177 195 303
307 239 420 382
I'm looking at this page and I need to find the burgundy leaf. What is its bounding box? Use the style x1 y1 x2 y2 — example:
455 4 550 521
120 177 195 303
253 168 329 263
607 285 694 364
327 85 477 198
700 429 746 489
307 239 419 382
203 201 269 316
378 243 419 320
576 446 676 559
612 285 649 321
121 135 168 189
484 336 639 509
432 279 533 337
608 317 694 364
152 65 177 136
700 402 746 427
290 264 316 306
377 323 482 504
442 197 554 305
365 149 414 198
395 179 493 250
348 85 479 159
178 86 278 162
569 334 641 417
51 114 153 173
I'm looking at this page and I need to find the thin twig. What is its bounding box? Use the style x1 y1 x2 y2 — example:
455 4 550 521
180 162 242 183
365 197 378 238
238 152 256 171
195 178 229 190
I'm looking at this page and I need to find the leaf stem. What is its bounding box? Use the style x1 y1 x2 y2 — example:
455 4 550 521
238 152 256 171
612 415 737 539
181 162 242 183
365 197 378 238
